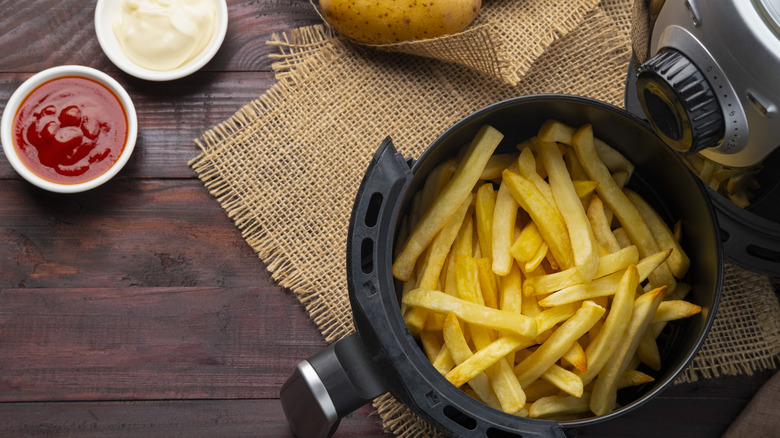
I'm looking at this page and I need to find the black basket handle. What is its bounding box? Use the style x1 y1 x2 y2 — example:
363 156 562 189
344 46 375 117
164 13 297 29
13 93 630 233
280 137 412 438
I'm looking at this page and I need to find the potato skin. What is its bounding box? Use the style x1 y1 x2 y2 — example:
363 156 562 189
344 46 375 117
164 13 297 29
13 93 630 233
319 0 481 44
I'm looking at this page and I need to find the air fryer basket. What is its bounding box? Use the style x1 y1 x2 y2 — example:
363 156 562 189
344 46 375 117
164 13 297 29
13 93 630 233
281 95 723 438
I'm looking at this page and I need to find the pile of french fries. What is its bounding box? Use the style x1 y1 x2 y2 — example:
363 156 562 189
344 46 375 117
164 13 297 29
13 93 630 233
680 153 761 208
392 120 702 419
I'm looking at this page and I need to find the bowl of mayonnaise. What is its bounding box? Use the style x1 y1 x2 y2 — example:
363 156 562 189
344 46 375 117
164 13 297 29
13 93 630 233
95 0 228 81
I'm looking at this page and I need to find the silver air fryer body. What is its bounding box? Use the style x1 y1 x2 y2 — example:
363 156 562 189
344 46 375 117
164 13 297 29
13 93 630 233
637 0 780 168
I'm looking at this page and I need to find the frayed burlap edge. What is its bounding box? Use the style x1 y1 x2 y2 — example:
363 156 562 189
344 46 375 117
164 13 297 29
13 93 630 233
675 262 780 384
190 37 358 343
308 0 602 86
371 21 517 85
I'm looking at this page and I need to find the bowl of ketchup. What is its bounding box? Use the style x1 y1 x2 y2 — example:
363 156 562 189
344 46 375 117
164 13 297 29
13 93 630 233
1 65 137 193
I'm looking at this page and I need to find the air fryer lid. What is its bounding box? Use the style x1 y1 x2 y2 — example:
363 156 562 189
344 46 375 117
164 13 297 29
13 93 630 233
282 95 722 438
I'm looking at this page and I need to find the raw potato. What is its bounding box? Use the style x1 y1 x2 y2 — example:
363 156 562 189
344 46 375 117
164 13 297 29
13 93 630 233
319 0 481 44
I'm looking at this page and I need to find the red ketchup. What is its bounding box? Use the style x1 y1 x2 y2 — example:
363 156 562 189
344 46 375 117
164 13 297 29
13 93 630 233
12 76 128 184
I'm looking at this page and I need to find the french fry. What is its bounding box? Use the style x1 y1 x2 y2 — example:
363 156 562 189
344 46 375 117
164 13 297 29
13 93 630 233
432 345 455 374
524 245 638 296
535 137 600 281
403 289 538 339
452 257 529 413
521 291 544 319
393 125 504 281
624 189 690 279
522 379 559 402
510 221 544 263
664 282 691 301
612 171 630 189
612 227 632 249
578 265 639 385
492 181 519 276
529 393 591 419
637 329 661 371
499 264 525 364
405 194 473 334
565 147 590 182
476 257 500 309
443 313 502 410
419 158 456 216
571 124 676 293
477 345 528 414
587 196 621 254
563 341 588 374
419 325 454 374
541 363 584 397
525 242 549 273
480 153 518 180
517 147 555 205
534 302 579 333
618 368 655 388
590 287 666 416
537 119 577 145
594 139 635 180
503 169 574 271
593 245 640 278
652 300 702 323
500 263 523 314
419 330 443 363
400 267 417 316
572 180 598 199
538 119 634 178
455 254 484 305
524 266 582 297
515 301 605 387
445 334 531 389
475 183 496 263
538 249 670 307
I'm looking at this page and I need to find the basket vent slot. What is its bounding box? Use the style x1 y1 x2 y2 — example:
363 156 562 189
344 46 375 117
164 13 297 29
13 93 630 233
443 405 477 431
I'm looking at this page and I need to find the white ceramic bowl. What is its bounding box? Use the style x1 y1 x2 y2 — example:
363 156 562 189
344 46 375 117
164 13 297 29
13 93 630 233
94 0 228 81
1 65 138 193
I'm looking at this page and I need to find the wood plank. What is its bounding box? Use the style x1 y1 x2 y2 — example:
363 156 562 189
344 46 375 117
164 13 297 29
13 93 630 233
0 71 278 179
1 179 270 289
0 400 388 437
0 285 328 401
0 0 321 73
0 391 761 438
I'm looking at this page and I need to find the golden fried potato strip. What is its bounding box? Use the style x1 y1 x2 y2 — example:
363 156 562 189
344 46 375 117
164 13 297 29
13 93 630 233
393 125 503 281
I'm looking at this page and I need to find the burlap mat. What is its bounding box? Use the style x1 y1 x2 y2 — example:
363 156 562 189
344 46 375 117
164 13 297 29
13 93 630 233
190 0 780 435
314 0 602 86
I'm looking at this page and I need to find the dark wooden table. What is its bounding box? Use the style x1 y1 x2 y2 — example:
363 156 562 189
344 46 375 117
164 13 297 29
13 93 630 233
1 1 777 437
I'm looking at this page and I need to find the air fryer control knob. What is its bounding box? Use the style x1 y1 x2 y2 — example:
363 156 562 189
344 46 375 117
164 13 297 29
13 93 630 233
636 48 724 154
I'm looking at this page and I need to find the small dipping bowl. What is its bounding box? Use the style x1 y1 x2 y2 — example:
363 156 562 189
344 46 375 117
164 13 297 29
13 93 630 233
1 65 138 193
94 0 229 81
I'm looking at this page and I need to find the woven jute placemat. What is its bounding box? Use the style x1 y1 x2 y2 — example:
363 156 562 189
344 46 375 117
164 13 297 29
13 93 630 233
190 0 780 435
326 0 602 86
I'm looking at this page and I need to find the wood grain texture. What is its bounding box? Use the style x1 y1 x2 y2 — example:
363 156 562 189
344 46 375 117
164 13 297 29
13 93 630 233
0 0 777 437
0 0 321 73
0 71 278 180
0 286 327 401
0 401 386 437
1 180 268 289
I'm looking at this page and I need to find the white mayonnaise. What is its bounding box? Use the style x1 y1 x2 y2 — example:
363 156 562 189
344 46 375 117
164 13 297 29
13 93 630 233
113 0 216 71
